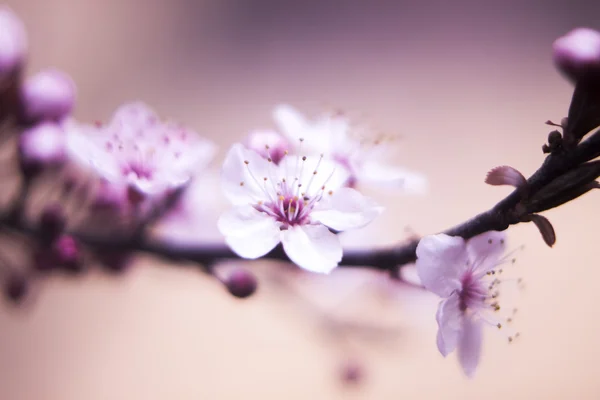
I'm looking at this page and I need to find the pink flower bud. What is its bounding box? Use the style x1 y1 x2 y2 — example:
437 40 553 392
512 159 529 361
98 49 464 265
21 69 76 122
340 360 364 386
224 268 257 298
97 250 132 273
0 6 27 79
53 235 82 272
92 181 126 210
18 122 66 178
4 275 28 304
553 28 600 82
18 122 66 177
39 204 66 241
245 130 289 164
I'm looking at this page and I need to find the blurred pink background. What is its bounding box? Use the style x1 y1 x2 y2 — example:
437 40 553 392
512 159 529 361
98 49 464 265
1 0 600 398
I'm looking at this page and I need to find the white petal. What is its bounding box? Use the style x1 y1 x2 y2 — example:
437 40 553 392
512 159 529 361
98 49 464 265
356 161 428 194
221 143 276 206
281 224 342 274
311 187 383 231
435 292 462 357
466 231 507 277
457 316 483 378
111 102 157 131
218 206 281 259
277 154 349 195
273 104 311 141
416 234 467 297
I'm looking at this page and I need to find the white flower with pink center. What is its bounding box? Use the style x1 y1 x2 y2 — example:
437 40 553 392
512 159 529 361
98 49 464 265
66 102 216 200
273 104 427 192
218 143 384 273
416 231 521 377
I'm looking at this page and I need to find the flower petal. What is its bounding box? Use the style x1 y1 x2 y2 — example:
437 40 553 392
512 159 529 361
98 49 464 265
435 292 462 357
311 187 383 231
466 231 507 277
457 316 483 378
218 205 281 259
281 224 342 274
356 161 428 194
273 104 312 141
277 154 350 195
416 234 467 297
221 143 275 206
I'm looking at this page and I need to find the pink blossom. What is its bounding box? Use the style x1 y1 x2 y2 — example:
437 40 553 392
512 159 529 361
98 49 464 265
416 231 518 377
218 143 383 273
273 104 427 192
66 102 216 203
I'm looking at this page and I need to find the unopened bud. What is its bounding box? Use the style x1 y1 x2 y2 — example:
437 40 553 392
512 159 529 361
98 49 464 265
224 268 257 298
0 6 27 80
53 235 82 272
21 69 76 122
4 275 28 304
340 360 364 386
93 182 126 210
553 28 600 83
97 250 132 273
18 122 66 178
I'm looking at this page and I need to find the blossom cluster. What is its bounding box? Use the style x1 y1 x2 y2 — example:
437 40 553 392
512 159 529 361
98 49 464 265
2 4 600 381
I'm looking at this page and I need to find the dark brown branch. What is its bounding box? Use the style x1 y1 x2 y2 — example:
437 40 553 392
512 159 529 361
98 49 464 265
2 79 600 277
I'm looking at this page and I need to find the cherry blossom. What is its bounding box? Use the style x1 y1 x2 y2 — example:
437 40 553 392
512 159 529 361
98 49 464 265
416 231 519 377
66 102 216 206
218 143 383 273
273 104 427 192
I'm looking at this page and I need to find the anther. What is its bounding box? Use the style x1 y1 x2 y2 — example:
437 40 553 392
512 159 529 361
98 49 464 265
239 182 244 186
302 156 307 161
244 160 249 165
497 323 502 329
488 239 493 244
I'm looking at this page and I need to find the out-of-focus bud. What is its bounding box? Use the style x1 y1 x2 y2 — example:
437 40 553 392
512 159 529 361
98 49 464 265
245 130 290 164
97 250 132 273
4 275 28 304
0 6 27 80
93 181 126 210
224 268 258 298
340 360 364 386
553 28 600 83
39 204 66 241
18 122 66 178
21 69 76 122
53 235 83 273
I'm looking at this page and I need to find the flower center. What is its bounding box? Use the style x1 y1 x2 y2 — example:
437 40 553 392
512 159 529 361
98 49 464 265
123 162 153 179
458 272 489 312
256 194 309 227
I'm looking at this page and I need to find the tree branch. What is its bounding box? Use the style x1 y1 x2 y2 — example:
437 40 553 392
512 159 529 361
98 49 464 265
2 117 599 276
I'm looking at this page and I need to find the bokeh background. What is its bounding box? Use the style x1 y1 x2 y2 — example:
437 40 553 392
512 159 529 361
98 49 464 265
1 0 600 398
